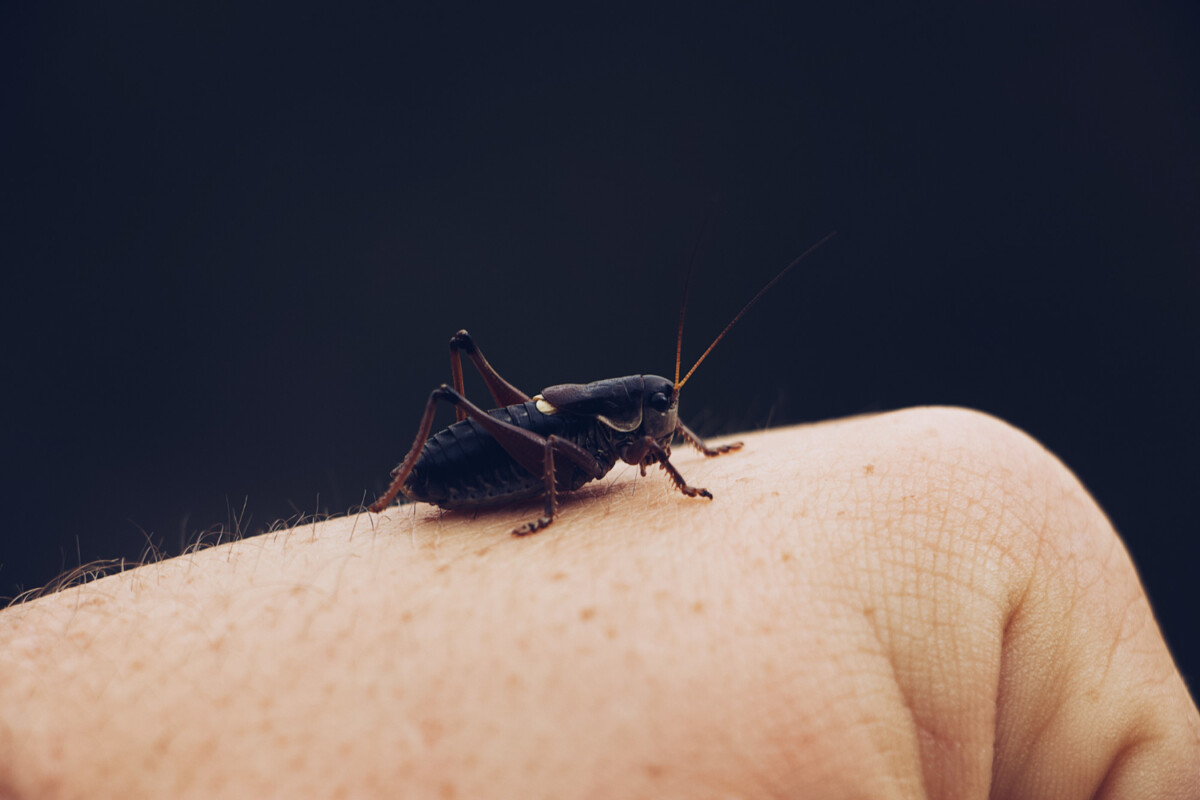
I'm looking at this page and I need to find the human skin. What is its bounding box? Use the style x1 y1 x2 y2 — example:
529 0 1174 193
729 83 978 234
0 408 1197 798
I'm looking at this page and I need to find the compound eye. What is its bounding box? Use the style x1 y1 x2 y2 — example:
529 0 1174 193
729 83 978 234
649 391 671 413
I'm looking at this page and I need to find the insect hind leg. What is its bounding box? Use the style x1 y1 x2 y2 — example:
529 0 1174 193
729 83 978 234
449 329 531 421
371 383 551 513
369 384 605 520
368 386 457 513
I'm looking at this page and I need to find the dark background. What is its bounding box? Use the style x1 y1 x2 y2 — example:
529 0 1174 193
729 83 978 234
3 5 1197 684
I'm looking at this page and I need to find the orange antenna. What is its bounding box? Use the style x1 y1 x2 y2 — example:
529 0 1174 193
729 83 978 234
674 202 717 387
676 230 837 390
673 264 691 388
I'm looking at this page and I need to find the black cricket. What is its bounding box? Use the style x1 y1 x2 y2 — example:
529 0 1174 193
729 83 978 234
368 232 835 535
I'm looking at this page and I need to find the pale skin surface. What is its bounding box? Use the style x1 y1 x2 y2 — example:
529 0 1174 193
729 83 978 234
0 408 1197 799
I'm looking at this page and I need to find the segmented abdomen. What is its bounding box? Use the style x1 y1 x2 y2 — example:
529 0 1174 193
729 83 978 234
402 401 614 510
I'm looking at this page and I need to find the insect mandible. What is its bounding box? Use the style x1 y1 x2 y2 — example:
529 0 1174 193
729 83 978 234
367 231 836 535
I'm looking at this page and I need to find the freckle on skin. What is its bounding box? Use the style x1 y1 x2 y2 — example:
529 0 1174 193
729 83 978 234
579 607 596 621
691 601 705 614
780 551 794 563
550 572 568 581
420 718 444 747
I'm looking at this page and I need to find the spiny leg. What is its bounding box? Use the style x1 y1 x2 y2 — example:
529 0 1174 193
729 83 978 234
514 435 609 537
676 420 743 457
628 436 713 500
368 387 453 513
449 329 531 421
514 436 559 537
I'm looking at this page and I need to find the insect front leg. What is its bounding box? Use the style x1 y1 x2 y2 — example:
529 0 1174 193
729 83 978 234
676 420 743 457
448 329 531 421
625 436 713 501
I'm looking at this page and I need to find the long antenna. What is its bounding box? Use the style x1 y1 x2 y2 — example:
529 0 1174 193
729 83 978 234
676 230 837 390
674 201 718 387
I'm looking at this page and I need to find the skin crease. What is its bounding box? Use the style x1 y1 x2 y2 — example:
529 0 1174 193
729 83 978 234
0 408 1197 799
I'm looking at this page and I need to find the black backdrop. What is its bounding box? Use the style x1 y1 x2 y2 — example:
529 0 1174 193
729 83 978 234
4 5 1198 685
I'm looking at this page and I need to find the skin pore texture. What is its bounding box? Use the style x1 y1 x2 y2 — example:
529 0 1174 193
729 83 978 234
1 407 1197 799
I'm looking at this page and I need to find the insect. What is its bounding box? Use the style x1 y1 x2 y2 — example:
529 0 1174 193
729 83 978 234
368 231 836 535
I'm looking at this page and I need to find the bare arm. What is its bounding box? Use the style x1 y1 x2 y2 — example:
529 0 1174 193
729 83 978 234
1 408 1196 798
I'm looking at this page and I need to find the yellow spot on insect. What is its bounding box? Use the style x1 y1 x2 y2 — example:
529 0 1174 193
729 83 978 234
533 395 559 414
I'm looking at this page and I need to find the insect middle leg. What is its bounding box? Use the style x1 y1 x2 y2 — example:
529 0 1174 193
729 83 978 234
512 434 609 536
